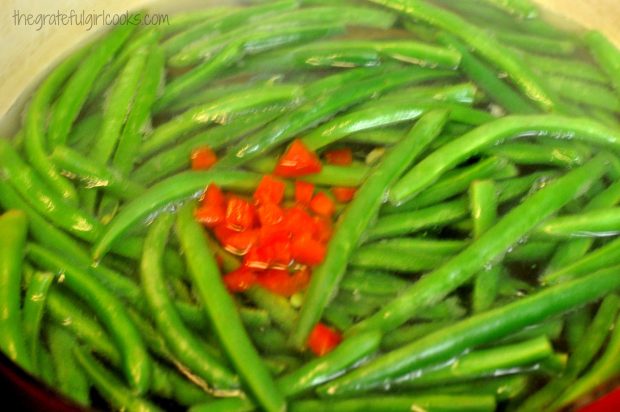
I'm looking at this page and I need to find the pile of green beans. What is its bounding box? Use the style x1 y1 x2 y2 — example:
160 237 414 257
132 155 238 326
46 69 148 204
1 0 620 411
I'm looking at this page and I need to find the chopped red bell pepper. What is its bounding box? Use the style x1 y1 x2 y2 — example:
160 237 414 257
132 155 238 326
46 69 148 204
295 181 315 206
324 148 353 166
191 147 218 170
332 186 357 203
195 184 226 227
256 202 285 227
311 216 333 243
221 229 259 255
283 206 316 238
291 234 326 266
225 196 257 231
307 323 342 356
254 175 286 205
223 267 257 292
275 139 322 177
310 192 335 218
291 267 311 291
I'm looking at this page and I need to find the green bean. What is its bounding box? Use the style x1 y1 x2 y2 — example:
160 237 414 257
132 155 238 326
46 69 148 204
90 45 148 167
291 395 496 412
142 85 300 159
495 30 575 56
68 113 103 153
382 321 453 351
92 170 261 259
142 212 239 390
218 68 437 167
176 203 285 412
485 141 589 168
504 241 557 263
46 289 118 361
323 305 354 331
73 346 162 412
351 243 451 273
135 111 283 185
340 270 412 296
28 244 152 394
542 237 620 285
170 6 397 68
498 319 564 345
37 347 56 386
291 110 449 349
549 313 620 410
542 179 620 274
383 156 516 213
521 52 608 84
47 325 90 407
161 1 298 57
390 115 620 204
394 336 553 388
0 210 32 372
535 208 620 239
24 50 83 205
0 139 101 241
585 30 620 95
248 157 368 187
547 75 620 113
246 287 298 333
409 375 529 401
47 22 136 147
368 198 469 240
345 128 406 146
470 180 500 313
496 171 560 204
52 146 145 200
351 155 608 335
22 271 54 373
160 6 238 36
320 264 620 397
479 0 537 18
88 28 159 103
302 99 493 151
111 44 164 176
517 294 620 411
159 25 334 111
371 0 559 111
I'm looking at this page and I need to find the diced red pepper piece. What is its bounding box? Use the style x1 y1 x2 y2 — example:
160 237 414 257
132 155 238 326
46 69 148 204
243 245 272 270
311 216 333 243
324 148 353 166
275 139 322 177
195 184 226 227
225 196 257 231
256 268 299 296
223 267 257 293
283 206 315 238
307 323 342 356
295 181 314 206
191 147 218 170
245 236 292 269
256 202 285 227
310 192 335 218
254 175 286 205
291 234 326 266
221 229 259 255
213 224 236 245
332 186 357 203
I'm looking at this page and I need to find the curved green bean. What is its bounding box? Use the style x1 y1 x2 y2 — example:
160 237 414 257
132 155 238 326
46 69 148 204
176 203 285 412
47 325 90 407
92 170 261 259
0 210 32 372
536 208 620 239
22 271 54 374
585 30 620 95
47 22 136 147
390 115 620 204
